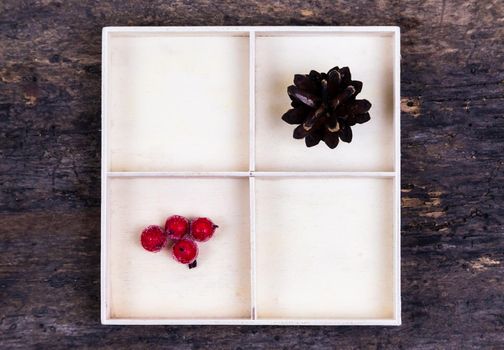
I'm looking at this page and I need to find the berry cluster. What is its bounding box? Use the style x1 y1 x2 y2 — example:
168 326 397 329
140 215 218 269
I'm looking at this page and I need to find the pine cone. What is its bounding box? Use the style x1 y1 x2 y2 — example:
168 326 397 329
281 66 372 149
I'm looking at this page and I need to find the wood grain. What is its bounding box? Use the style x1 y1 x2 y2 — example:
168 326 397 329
1 0 503 349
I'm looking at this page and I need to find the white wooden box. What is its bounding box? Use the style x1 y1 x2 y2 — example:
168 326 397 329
101 26 401 326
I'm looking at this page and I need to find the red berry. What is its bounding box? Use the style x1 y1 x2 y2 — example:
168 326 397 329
172 239 198 265
140 225 167 252
165 215 189 240
191 217 218 242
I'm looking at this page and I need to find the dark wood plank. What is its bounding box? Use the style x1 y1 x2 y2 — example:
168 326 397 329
1 0 503 348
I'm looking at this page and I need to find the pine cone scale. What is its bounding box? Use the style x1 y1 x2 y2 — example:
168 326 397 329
293 124 310 139
282 108 307 125
330 85 356 110
294 74 318 93
338 67 351 84
339 125 353 143
349 100 372 114
287 85 320 108
350 80 363 94
323 131 339 149
303 105 325 129
305 133 321 147
354 113 371 124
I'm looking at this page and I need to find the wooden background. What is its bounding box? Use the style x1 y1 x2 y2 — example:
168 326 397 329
1 0 503 348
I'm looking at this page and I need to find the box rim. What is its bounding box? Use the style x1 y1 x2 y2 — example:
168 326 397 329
101 26 401 326
103 26 400 34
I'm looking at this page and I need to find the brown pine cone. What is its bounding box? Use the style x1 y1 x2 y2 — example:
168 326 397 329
281 66 372 149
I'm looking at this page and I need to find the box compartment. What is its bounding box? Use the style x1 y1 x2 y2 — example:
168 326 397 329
255 177 395 319
255 32 396 172
106 32 250 172
105 177 251 319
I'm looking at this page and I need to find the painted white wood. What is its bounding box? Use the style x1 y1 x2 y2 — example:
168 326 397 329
252 171 396 178
393 27 402 324
102 26 401 325
249 31 256 172
107 171 251 178
106 171 395 178
102 318 401 326
249 176 257 319
101 28 109 323
104 26 400 33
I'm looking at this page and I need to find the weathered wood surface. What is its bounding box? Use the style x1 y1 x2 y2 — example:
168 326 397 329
1 0 503 349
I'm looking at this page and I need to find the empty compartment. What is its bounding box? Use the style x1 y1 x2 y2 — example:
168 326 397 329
255 32 396 171
106 32 250 172
255 177 395 319
107 176 251 319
